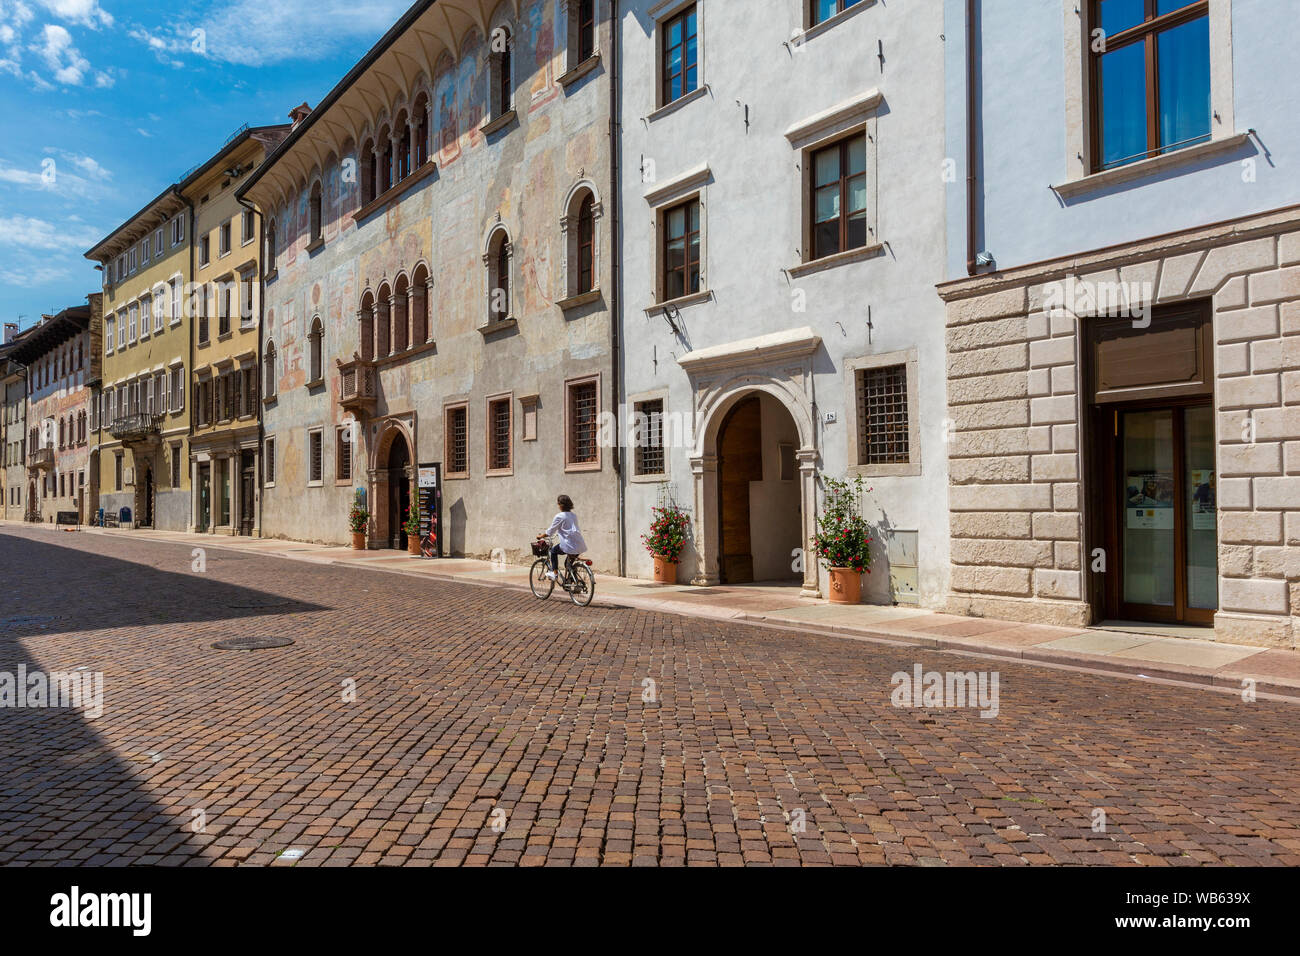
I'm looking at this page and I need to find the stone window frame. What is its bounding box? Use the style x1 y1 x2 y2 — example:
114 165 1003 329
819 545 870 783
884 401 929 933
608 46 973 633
784 88 883 277
480 223 516 334
1057 0 1243 197
519 393 540 442
444 400 470 479
485 391 514 477
564 373 603 473
843 347 921 478
335 424 353 485
647 0 707 120
307 427 324 487
797 0 875 42
628 387 671 483
559 180 604 309
264 435 276 487
643 163 712 312
560 0 602 86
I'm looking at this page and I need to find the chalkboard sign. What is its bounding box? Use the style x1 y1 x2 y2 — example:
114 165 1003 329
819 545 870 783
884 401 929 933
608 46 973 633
417 463 442 558
55 511 79 529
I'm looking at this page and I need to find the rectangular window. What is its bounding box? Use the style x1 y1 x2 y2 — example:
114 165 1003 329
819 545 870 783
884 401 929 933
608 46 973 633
105 316 115 353
308 429 323 483
154 228 164 258
199 235 210 267
241 210 255 244
1091 0 1210 171
566 377 599 468
337 427 352 481
445 403 468 477
811 133 867 260
219 221 231 256
577 0 596 61
634 398 665 476
142 236 151 260
661 198 700 301
154 292 165 332
487 397 512 473
171 445 181 487
172 367 184 412
811 0 862 27
240 274 254 325
128 304 138 343
172 216 184 245
264 437 276 485
198 285 209 343
114 453 123 491
219 283 231 336
856 364 909 466
661 5 698 106
171 278 182 323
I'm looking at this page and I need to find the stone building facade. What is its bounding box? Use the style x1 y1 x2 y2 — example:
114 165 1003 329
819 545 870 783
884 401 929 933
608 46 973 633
1 343 26 522
942 0 1300 645
184 125 290 537
87 186 193 530
616 0 951 602
239 0 620 567
7 301 99 525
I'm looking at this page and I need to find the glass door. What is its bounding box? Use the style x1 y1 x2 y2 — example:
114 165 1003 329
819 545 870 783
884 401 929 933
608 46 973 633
1114 403 1215 624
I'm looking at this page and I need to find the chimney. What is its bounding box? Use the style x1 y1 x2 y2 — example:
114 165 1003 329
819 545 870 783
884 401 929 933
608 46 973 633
289 102 312 128
3 322 16 344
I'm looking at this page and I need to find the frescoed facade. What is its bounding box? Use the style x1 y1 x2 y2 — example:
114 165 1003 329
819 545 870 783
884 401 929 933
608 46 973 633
239 0 619 567
2 333 30 522
7 300 100 525
183 125 290 536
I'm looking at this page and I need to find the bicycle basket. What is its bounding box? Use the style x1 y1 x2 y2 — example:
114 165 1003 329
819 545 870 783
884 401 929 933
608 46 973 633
531 540 549 557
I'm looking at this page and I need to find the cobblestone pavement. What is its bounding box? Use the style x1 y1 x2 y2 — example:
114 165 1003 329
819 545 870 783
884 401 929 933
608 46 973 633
1 525 1298 867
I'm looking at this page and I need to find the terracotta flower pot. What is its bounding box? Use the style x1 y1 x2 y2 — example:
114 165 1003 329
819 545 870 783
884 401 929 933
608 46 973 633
351 531 367 550
407 534 422 556
827 567 862 605
652 556 678 584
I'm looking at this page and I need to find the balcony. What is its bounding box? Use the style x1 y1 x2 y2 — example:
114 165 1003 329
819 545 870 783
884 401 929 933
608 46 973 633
28 446 53 471
338 356 377 414
109 412 162 443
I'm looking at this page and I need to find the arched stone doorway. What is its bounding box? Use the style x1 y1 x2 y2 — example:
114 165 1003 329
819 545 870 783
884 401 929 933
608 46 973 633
682 328 822 596
26 480 36 521
369 419 415 550
715 394 805 584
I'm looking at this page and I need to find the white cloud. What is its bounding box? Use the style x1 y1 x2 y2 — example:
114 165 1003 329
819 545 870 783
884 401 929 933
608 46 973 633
37 0 111 29
193 0 410 67
0 263 70 287
32 22 89 84
0 214 102 250
44 147 111 180
0 152 111 197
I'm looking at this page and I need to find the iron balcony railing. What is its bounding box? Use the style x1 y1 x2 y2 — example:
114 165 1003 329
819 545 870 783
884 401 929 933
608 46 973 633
108 412 162 442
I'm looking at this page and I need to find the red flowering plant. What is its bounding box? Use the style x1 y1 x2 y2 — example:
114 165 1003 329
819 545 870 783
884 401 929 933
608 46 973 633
811 475 873 573
642 504 691 563
403 505 421 537
348 490 369 534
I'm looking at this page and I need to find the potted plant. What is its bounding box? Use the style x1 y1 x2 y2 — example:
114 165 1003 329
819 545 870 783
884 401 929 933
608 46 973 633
403 506 422 555
811 475 873 605
642 504 690 584
348 491 369 550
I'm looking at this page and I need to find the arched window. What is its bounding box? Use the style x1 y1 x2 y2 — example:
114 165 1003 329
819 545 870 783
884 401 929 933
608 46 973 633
412 264 430 345
396 112 410 182
577 193 596 294
487 229 511 323
264 342 277 399
414 94 430 168
379 126 394 193
491 27 513 119
360 292 375 362
58 418 65 449
393 275 410 352
266 218 277 271
309 317 323 383
377 284 393 358
309 181 323 243
361 139 376 205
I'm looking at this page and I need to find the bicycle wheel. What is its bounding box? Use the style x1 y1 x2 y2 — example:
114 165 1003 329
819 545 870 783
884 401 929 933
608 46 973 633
529 559 554 600
568 563 595 607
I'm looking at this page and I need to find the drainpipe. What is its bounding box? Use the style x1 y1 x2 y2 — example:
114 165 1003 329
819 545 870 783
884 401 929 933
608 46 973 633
965 0 979 276
610 0 626 577
237 192 264 539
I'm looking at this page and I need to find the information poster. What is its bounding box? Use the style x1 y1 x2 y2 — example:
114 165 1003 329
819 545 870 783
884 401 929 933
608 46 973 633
1126 472 1174 530
1190 469 1216 530
417 463 442 558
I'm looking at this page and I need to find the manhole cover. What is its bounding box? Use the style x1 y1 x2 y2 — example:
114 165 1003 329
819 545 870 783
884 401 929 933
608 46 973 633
211 636 295 651
0 615 62 634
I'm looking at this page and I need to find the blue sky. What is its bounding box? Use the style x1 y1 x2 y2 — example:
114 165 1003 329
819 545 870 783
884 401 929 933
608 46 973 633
0 0 413 332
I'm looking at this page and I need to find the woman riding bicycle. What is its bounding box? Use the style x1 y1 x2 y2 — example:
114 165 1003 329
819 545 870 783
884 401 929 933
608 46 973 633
539 494 587 581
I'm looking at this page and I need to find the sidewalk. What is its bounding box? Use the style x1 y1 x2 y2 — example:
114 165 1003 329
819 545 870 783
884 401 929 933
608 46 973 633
11 520 1300 702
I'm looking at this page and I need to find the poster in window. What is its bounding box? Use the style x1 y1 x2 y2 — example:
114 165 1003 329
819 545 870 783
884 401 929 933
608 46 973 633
1190 469 1216 530
1126 472 1174 530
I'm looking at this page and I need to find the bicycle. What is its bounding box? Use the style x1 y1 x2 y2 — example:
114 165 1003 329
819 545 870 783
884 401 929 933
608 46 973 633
529 537 596 607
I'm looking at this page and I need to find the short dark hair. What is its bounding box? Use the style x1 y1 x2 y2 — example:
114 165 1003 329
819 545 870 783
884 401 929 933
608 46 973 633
557 494 573 512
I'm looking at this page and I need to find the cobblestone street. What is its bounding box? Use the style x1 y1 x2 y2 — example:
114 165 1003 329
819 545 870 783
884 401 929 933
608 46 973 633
2 524 1298 867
